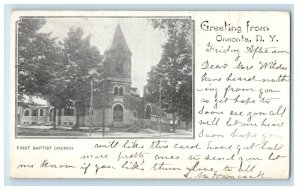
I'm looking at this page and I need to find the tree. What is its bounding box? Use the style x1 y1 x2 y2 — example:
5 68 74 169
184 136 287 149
145 19 193 131
17 18 68 129
60 27 103 130
18 19 103 130
18 18 60 96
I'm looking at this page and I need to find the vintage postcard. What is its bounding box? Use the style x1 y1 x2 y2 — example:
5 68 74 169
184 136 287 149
10 11 290 179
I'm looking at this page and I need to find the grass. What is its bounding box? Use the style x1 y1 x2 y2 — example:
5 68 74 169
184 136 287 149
17 125 193 137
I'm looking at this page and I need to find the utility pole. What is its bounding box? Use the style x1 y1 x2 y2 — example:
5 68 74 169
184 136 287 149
102 90 105 137
141 86 146 129
89 80 93 136
159 78 162 137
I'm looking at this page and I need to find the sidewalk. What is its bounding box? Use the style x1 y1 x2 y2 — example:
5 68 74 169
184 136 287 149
17 125 193 138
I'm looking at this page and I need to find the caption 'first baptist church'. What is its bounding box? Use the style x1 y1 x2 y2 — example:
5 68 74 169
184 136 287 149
18 24 169 129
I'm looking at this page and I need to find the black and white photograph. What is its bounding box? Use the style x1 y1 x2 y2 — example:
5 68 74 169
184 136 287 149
16 17 194 138
8 10 291 180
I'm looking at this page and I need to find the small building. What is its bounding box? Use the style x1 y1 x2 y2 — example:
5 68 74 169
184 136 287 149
17 96 51 125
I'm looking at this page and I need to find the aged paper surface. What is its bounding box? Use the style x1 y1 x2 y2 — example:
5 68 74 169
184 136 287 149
10 11 290 179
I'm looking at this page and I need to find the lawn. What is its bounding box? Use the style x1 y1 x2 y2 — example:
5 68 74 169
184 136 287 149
17 125 193 138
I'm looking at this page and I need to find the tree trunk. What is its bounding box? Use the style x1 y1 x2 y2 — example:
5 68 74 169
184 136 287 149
102 94 105 137
75 114 80 130
73 107 80 131
172 112 176 132
58 109 61 125
53 107 57 129
185 121 189 131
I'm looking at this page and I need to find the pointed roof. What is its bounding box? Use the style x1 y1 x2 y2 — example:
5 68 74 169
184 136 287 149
106 24 131 54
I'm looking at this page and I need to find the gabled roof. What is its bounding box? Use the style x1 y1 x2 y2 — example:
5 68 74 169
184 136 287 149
106 24 131 54
18 95 49 107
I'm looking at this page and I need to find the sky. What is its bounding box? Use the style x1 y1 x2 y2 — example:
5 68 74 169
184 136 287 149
39 17 167 96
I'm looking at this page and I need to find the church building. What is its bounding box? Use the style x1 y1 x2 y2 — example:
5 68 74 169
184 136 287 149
18 24 169 129
84 24 168 129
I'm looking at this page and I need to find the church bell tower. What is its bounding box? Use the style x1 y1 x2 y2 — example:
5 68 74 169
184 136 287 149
102 24 132 124
103 24 132 82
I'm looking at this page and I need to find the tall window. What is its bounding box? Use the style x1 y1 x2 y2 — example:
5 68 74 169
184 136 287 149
119 87 124 96
113 104 123 122
49 108 54 121
114 87 118 95
24 110 30 116
114 86 124 96
39 109 44 116
145 105 151 119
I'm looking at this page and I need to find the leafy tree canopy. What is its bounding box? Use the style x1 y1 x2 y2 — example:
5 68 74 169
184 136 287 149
18 18 60 96
145 19 193 123
17 18 104 128
60 27 103 105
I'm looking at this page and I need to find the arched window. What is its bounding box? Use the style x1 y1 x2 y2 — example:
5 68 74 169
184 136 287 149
114 87 119 95
119 87 124 96
49 108 54 121
24 110 30 116
145 105 152 119
113 104 123 122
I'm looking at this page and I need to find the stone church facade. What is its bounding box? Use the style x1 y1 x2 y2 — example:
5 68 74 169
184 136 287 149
84 24 168 128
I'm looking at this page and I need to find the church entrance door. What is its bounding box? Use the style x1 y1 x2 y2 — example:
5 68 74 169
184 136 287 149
113 104 123 122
